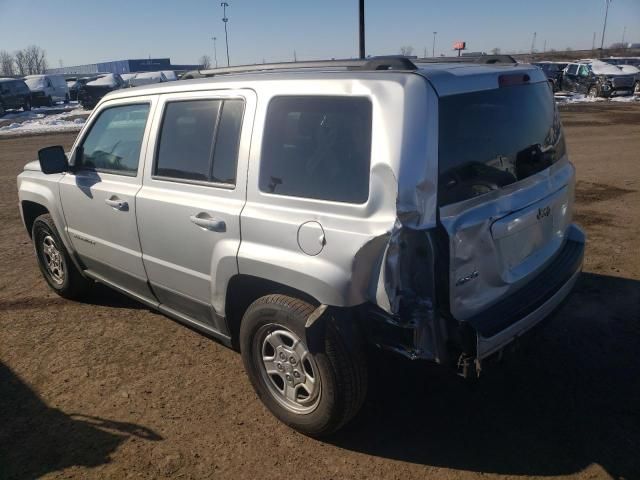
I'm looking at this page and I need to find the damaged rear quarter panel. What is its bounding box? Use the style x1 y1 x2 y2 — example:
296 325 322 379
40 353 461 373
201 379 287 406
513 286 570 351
239 77 434 308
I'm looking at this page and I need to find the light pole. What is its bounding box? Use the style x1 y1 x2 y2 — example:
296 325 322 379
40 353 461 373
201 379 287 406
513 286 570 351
358 0 365 59
432 31 437 57
600 0 611 53
221 2 230 66
211 36 218 68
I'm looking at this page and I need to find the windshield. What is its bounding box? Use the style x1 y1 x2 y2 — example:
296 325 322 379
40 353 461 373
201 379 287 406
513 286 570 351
24 77 47 90
438 81 565 206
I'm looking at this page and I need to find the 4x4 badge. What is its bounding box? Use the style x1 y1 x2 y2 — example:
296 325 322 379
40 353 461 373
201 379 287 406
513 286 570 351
537 206 551 220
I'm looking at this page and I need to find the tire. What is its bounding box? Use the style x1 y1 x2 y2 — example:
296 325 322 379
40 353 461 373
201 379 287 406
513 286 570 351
0 102 5 116
23 98 31 111
64 94 70 104
240 294 367 437
32 214 92 300
634 82 640 95
47 96 54 107
587 86 599 98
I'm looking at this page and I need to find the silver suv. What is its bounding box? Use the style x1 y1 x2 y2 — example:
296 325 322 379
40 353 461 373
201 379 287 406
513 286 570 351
17 58 585 436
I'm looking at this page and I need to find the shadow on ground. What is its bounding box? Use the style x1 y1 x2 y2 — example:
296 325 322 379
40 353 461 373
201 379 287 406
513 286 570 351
331 272 640 479
0 362 162 480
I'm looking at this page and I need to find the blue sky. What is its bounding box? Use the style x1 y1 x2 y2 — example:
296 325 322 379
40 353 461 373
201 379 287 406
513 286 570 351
1 0 639 67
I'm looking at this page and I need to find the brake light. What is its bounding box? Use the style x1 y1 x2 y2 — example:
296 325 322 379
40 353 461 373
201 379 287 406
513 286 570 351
499 74 530 87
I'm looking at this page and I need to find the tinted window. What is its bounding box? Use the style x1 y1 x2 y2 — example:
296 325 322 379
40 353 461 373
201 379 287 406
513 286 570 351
156 100 221 181
79 104 150 174
211 100 243 183
155 99 244 185
566 65 578 75
438 82 565 206
260 96 372 203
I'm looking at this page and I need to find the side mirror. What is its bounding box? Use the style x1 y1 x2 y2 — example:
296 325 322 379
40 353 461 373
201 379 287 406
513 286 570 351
38 146 69 174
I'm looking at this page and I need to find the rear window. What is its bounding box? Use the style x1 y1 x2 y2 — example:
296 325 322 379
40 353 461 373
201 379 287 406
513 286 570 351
260 96 372 204
438 81 565 206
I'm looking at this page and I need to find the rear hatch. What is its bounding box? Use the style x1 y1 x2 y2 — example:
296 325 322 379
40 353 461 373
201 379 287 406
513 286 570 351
435 77 574 323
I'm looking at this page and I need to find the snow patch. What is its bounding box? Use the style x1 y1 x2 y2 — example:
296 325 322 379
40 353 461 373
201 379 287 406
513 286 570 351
0 108 88 136
555 92 640 104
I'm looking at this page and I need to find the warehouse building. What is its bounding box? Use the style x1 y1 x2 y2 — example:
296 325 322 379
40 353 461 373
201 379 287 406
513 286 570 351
46 58 202 75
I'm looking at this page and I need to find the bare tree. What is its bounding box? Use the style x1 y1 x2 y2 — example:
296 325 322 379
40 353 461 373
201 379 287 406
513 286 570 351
199 55 212 69
0 50 15 76
491 47 501 55
399 46 414 56
13 45 48 75
24 45 47 74
14 50 28 75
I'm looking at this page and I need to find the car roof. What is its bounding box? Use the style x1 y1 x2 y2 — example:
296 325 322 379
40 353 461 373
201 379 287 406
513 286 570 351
104 62 544 101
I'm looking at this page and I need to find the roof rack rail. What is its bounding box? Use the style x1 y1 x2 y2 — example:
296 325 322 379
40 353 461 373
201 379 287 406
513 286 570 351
416 54 517 65
181 56 418 79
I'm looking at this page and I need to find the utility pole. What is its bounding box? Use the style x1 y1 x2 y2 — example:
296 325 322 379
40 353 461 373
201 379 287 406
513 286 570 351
530 31 537 54
622 25 626 48
600 0 611 53
293 50 297 62
358 0 365 59
592 31 597 51
423 46 427 58
221 2 230 66
211 36 218 68
543 39 547 53
432 31 437 57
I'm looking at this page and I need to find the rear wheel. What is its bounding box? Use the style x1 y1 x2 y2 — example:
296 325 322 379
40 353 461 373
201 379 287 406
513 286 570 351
240 294 367 437
587 86 599 98
23 98 31 111
32 214 92 299
634 82 640 95
47 96 54 107
64 94 70 104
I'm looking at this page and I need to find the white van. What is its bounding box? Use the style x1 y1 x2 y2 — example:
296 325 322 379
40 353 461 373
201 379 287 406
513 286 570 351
24 74 70 106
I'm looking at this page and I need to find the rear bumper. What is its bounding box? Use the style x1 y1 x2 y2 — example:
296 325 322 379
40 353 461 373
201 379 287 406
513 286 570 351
471 224 585 359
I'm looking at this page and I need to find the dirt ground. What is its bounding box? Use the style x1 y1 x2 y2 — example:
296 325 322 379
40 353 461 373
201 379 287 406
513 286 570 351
1 103 639 480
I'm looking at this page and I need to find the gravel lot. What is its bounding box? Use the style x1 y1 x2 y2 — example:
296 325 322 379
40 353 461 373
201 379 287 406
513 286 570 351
1 103 639 480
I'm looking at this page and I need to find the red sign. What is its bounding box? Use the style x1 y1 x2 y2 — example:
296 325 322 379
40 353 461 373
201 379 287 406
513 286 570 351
453 41 466 50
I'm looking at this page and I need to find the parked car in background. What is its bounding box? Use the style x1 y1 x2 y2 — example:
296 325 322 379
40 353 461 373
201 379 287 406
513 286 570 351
66 77 96 101
562 60 635 98
602 57 640 94
24 74 69 106
78 73 124 109
532 61 567 92
0 78 32 115
128 71 168 87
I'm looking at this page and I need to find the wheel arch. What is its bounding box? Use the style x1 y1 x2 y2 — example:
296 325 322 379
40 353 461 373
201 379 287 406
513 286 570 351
225 274 321 349
20 200 49 238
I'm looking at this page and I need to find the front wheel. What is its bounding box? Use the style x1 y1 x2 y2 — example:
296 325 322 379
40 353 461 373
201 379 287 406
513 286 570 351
23 98 31 111
634 82 640 95
240 295 367 437
32 214 92 299
64 94 70 104
587 86 599 98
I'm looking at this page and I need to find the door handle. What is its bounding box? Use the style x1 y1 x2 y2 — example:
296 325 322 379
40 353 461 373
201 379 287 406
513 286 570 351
190 213 226 232
105 196 128 211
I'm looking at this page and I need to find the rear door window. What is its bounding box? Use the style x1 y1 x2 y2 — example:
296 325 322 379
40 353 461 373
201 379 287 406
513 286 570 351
154 98 244 185
566 64 578 75
438 81 565 206
259 96 372 204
